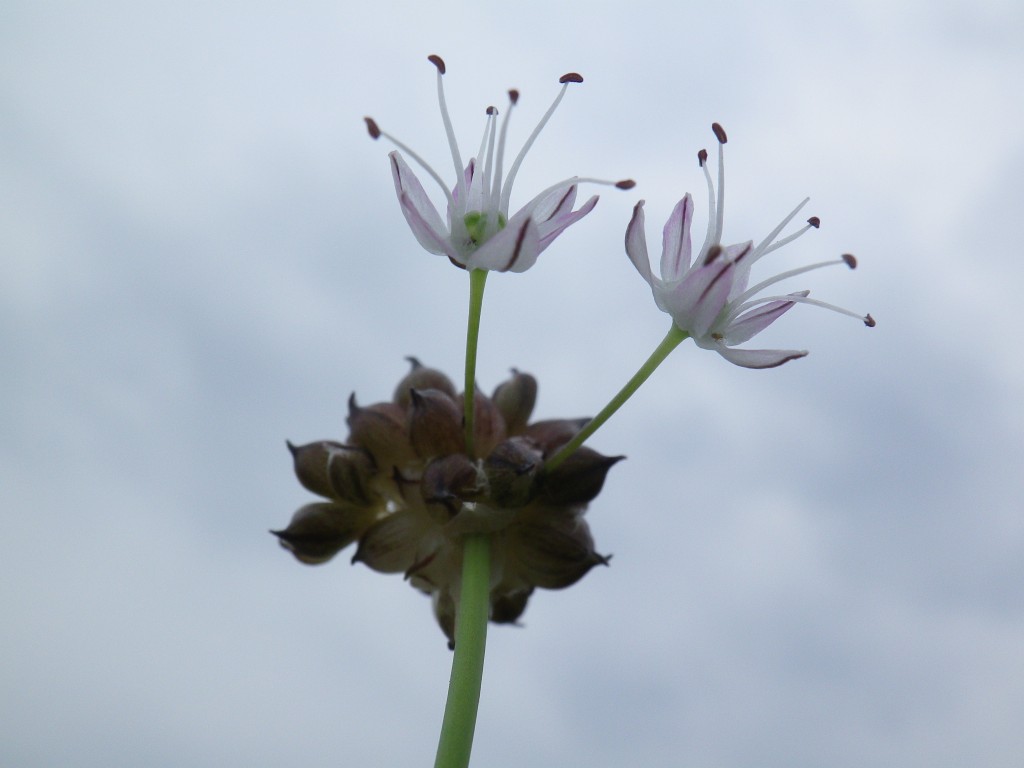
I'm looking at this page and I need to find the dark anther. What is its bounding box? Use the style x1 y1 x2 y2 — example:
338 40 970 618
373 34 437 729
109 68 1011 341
703 244 723 265
864 314 876 327
427 54 446 74
711 122 728 143
807 216 820 228
698 148 708 166
559 72 584 84
486 106 498 116
841 253 857 269
364 117 381 139
508 89 520 105
615 180 636 190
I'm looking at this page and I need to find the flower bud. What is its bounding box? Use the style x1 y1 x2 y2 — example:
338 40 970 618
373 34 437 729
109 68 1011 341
422 454 483 510
539 447 624 505
523 417 589 456
511 512 609 589
490 587 533 624
393 357 457 408
458 388 507 458
326 444 378 505
409 388 465 459
271 502 372 565
491 369 537 435
351 510 428 574
432 590 457 650
483 437 543 508
346 394 416 471
287 440 345 499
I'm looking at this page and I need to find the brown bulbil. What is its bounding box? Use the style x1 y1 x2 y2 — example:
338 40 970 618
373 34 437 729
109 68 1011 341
275 362 618 645
393 357 457 408
409 388 465 459
539 447 624 505
492 369 538 435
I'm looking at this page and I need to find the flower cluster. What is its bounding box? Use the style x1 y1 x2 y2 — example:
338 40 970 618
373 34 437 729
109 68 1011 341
273 360 618 647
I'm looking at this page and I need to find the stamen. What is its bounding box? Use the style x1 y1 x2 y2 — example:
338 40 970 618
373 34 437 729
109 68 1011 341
698 145 717 261
841 253 857 269
714 127 725 245
807 216 821 228
491 91 519 215
615 180 636 189
746 293 873 325
501 74 581 214
703 244 723 266
751 198 810 260
364 117 381 139
430 55 467 217
477 108 500 220
427 54 446 74
728 256 855 318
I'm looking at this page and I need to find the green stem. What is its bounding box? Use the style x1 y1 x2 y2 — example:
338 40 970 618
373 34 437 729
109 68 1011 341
545 323 689 472
433 534 491 768
463 269 489 458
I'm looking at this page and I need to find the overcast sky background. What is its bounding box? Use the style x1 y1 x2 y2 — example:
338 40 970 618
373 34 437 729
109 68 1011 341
3 1 1023 766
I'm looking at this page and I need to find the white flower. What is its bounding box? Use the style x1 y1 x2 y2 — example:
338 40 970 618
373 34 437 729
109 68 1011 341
366 55 633 273
625 123 873 369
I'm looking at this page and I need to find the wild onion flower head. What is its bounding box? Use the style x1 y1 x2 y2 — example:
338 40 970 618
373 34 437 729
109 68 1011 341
365 54 634 272
626 123 874 369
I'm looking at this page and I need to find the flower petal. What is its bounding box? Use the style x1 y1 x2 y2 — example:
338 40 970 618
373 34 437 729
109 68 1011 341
713 344 808 369
660 194 694 282
467 216 540 272
723 295 802 345
394 192 460 260
663 260 735 338
537 194 598 252
390 153 454 257
625 200 654 286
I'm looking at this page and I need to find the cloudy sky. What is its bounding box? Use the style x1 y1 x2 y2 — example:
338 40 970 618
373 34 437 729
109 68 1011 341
3 1 1023 766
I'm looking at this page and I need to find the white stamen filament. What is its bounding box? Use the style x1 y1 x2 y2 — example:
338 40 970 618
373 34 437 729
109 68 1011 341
734 292 868 325
379 130 457 214
490 94 517 213
434 67 467 216
751 198 810 262
727 258 852 321
500 82 571 215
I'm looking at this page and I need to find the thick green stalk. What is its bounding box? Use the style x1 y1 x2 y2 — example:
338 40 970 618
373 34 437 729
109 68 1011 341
433 534 491 768
463 269 489 458
545 323 689 472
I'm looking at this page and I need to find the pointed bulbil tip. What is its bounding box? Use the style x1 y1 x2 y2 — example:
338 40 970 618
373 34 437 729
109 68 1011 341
347 391 360 416
864 313 876 327
616 179 636 190
559 72 584 84
508 89 520 105
364 117 381 139
841 253 857 269
807 216 821 228
712 122 728 144
286 439 299 457
405 356 423 370
427 54 446 74
698 148 708 167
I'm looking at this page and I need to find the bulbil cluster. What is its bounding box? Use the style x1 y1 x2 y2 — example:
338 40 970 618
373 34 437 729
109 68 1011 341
273 360 620 647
